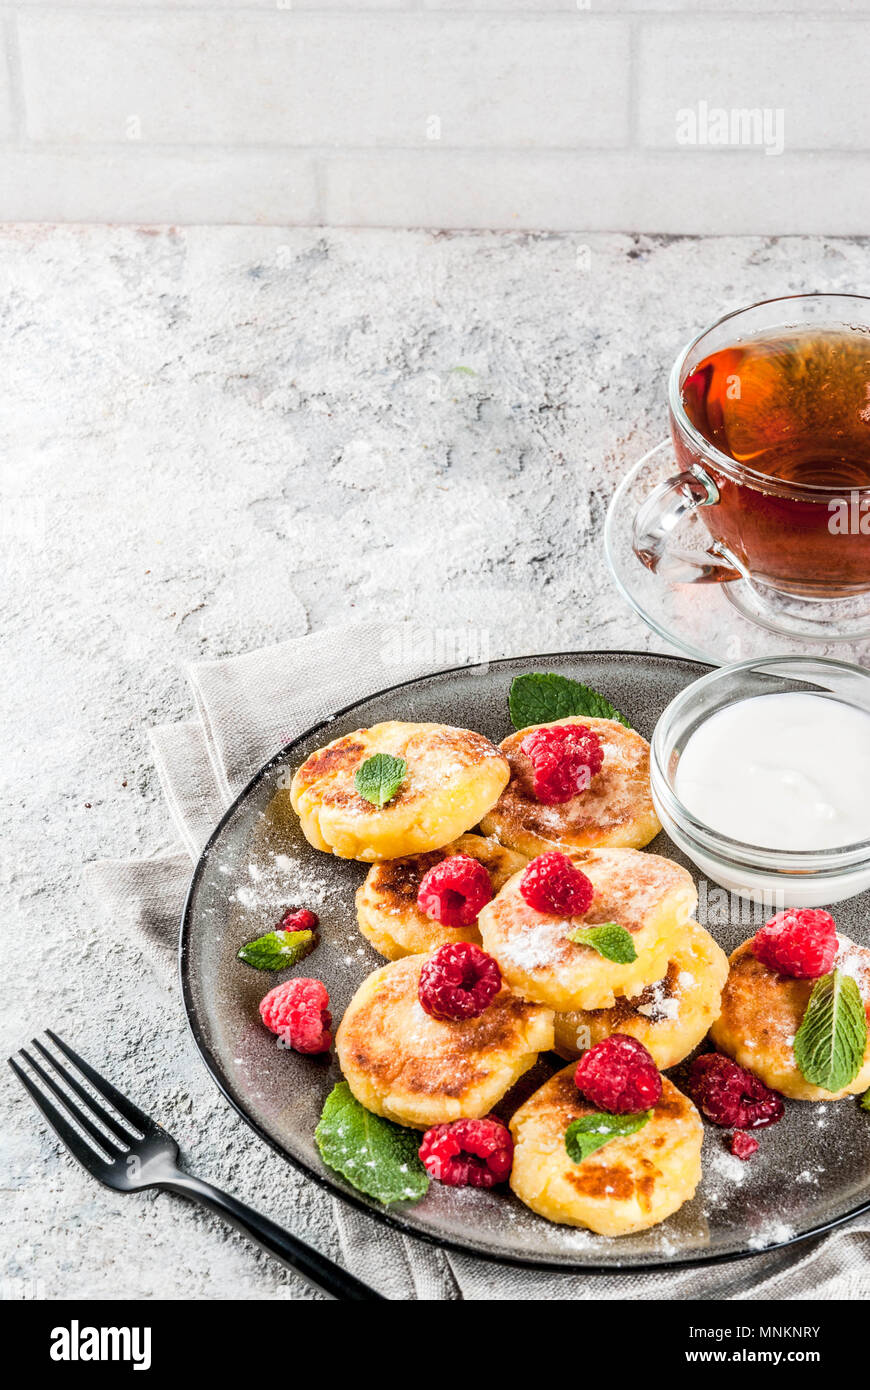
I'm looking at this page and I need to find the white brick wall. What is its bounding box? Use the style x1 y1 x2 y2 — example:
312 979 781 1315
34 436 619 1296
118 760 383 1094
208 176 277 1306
2 2 870 230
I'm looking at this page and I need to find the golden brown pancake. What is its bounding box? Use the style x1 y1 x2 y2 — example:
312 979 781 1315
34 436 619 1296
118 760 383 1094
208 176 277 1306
335 953 554 1128
553 922 728 1068
290 720 509 861
480 716 660 857
355 833 527 960
477 847 697 1012
510 1067 703 1236
710 936 870 1101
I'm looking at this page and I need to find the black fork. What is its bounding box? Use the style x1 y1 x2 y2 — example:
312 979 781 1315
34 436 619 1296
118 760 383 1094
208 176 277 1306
9 1030 385 1301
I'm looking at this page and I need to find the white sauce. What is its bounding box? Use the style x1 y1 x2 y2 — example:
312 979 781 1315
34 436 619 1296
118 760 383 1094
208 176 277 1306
675 691 870 852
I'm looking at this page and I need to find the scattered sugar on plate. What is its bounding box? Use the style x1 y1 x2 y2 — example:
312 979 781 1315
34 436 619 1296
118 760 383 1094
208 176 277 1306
708 1145 749 1189
229 848 333 914
747 1221 794 1251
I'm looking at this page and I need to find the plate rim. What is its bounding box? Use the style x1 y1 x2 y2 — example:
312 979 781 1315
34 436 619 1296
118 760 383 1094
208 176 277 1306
179 648 870 1275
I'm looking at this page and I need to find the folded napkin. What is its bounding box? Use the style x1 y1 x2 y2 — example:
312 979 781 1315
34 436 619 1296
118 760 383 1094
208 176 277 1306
86 624 870 1300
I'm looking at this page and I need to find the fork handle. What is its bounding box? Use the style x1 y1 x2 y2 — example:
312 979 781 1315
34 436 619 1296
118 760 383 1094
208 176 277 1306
164 1172 386 1301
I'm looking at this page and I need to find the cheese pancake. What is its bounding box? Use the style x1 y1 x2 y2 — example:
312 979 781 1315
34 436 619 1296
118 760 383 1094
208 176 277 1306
481 717 660 857
510 1068 703 1236
710 936 870 1101
355 834 527 960
335 953 554 1129
477 847 697 1012
291 721 509 861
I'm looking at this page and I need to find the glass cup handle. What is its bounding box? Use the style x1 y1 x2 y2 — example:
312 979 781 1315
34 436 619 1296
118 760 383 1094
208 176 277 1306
632 464 747 585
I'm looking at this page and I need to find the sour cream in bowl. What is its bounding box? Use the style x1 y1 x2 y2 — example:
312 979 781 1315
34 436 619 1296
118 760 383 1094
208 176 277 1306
652 657 870 909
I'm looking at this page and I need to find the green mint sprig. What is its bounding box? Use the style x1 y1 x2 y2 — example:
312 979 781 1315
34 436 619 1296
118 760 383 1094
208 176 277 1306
567 922 638 964
315 1082 429 1205
565 1109 651 1164
508 672 631 732
860 1088 870 1113
354 754 407 808
793 969 867 1093
237 929 315 970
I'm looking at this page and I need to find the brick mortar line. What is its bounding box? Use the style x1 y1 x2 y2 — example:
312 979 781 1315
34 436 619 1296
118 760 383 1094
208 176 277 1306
6 4 870 15
0 142 868 157
2 215 869 236
0 223 866 240
5 5 623 17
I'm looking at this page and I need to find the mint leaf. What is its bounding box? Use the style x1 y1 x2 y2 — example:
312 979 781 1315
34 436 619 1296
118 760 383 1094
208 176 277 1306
793 969 868 1093
315 1082 429 1205
567 922 638 964
565 1110 651 1163
509 673 631 732
354 753 406 808
237 929 315 970
861 1088 870 1113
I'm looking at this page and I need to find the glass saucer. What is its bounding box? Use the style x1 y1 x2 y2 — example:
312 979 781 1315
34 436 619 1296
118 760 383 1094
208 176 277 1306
604 441 870 665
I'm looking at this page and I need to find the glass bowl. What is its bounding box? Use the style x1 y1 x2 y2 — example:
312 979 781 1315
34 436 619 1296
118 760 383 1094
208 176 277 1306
651 655 870 909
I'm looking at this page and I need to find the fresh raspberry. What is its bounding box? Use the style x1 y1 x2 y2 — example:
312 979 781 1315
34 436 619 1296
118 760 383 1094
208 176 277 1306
520 723 605 804
417 855 493 927
751 908 837 979
419 1117 513 1188
519 852 594 917
278 906 319 933
574 1034 662 1114
730 1131 759 1161
259 978 332 1054
418 942 502 1021
685 1054 784 1129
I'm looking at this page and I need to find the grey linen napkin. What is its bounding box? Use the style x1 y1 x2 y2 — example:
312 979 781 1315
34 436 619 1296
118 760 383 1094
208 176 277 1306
86 624 869 1300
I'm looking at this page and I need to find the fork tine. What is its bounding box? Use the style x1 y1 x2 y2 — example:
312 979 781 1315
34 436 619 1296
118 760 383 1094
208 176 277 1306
8 1057 117 1171
30 1039 137 1146
45 1030 151 1136
20 1049 129 1157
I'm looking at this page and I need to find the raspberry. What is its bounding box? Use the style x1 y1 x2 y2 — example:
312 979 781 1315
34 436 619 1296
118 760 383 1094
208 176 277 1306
417 855 493 928
519 852 594 917
574 1034 662 1114
259 978 332 1054
418 942 502 1021
278 906 319 933
730 1131 759 1161
419 1117 513 1188
520 724 605 804
685 1054 784 1129
752 908 837 979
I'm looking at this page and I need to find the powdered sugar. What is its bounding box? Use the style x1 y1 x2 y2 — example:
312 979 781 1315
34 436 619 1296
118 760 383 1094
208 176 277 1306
835 934 870 993
636 976 681 1022
747 1221 795 1251
228 849 333 914
501 917 572 972
707 1144 750 1191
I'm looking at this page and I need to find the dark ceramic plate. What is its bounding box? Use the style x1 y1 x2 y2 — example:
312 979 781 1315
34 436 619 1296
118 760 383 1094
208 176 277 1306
181 652 870 1270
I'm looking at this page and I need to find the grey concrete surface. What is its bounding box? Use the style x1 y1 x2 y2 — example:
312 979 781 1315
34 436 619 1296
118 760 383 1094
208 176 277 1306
2 226 867 1300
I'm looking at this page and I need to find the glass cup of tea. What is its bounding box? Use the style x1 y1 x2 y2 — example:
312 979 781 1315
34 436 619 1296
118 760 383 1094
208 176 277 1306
633 293 870 602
